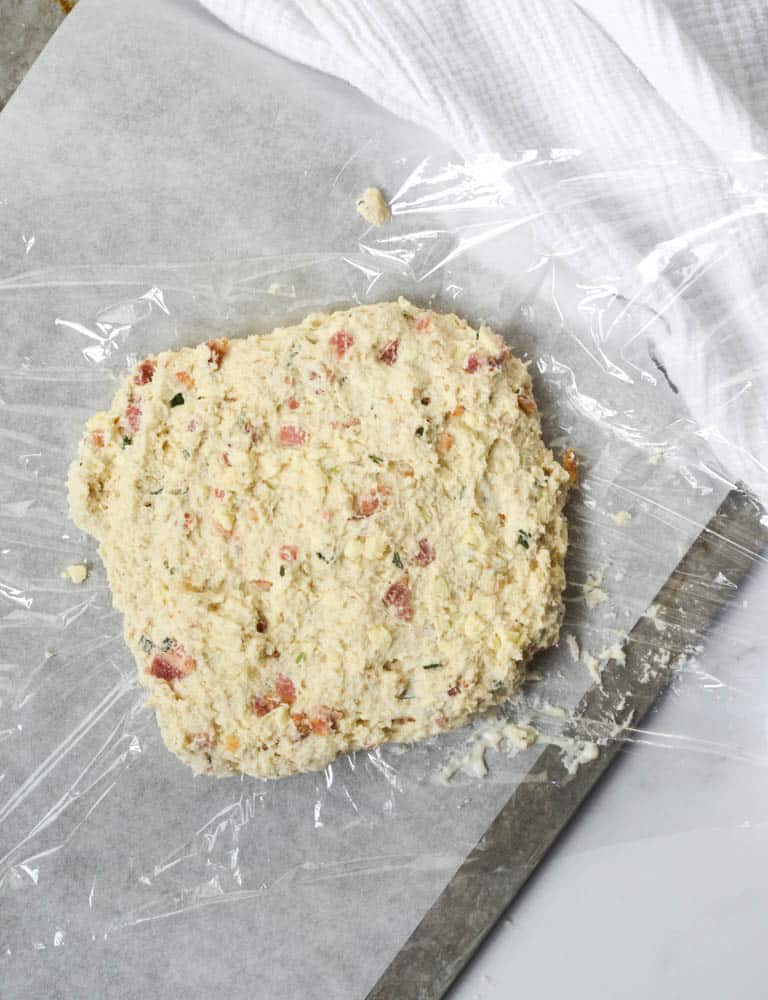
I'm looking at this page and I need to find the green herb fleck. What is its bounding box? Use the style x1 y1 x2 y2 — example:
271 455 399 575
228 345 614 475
122 435 132 448
392 552 403 569
422 662 443 670
169 392 185 408
296 651 306 664
415 426 425 437
517 529 530 549
181 448 192 460
316 551 331 563
160 637 174 652
139 635 153 654
149 487 164 495
279 564 286 577
369 454 384 465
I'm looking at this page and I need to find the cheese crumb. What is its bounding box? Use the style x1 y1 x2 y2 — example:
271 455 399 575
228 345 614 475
356 187 390 226
62 563 88 584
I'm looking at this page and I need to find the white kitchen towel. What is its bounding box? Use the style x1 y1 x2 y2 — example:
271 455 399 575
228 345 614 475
199 0 768 500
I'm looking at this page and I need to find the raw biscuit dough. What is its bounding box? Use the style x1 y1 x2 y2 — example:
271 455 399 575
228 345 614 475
356 186 390 225
68 299 570 778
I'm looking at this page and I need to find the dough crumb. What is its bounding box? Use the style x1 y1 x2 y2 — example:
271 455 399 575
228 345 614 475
62 563 88 584
356 187 390 226
583 568 608 608
565 633 580 661
611 510 632 525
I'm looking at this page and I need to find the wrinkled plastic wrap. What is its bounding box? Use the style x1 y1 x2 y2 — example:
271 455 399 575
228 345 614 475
3 148 767 974
1 4 768 996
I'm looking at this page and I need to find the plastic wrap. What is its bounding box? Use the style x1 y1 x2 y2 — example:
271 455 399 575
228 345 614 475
2 0 768 983
2 145 767 986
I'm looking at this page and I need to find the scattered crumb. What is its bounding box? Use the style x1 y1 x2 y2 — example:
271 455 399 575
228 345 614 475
565 633 580 661
644 603 667 632
267 282 282 295
582 650 602 685
356 187 390 226
560 739 599 774
62 563 88 584
597 641 626 666
611 510 633 525
530 699 567 719
583 568 608 608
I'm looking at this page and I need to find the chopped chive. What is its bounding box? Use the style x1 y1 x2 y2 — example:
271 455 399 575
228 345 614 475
422 662 442 670
316 551 331 563
160 637 174 651
518 529 530 549
415 426 425 437
369 454 384 465
296 651 306 664
169 392 185 407
122 435 132 448
279 564 286 577
392 552 403 569
139 635 153 654
149 487 163 495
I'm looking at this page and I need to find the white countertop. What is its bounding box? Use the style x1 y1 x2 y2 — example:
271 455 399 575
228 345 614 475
454 560 768 1000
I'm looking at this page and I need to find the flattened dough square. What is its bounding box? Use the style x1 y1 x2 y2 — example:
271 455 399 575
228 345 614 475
68 299 570 778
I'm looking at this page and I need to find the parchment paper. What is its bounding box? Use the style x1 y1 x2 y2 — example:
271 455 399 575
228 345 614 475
1 2 765 998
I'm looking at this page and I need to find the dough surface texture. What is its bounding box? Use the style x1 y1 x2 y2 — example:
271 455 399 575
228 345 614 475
68 299 569 778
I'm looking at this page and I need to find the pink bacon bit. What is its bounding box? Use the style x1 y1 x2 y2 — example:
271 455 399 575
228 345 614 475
330 417 361 430
465 349 509 374
291 712 312 739
287 397 300 410
213 487 226 500
206 338 229 370
124 402 142 435
309 706 343 736
354 484 390 519
190 731 213 751
447 684 461 697
378 339 399 365
416 316 430 331
183 512 195 532
134 360 156 386
251 694 280 717
355 490 380 518
91 431 105 448
329 330 354 359
279 545 298 562
274 673 296 706
279 424 307 447
148 644 195 684
412 539 435 567
383 578 414 622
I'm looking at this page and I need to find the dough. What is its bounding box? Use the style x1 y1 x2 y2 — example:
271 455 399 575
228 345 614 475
68 299 570 778
356 186 390 225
